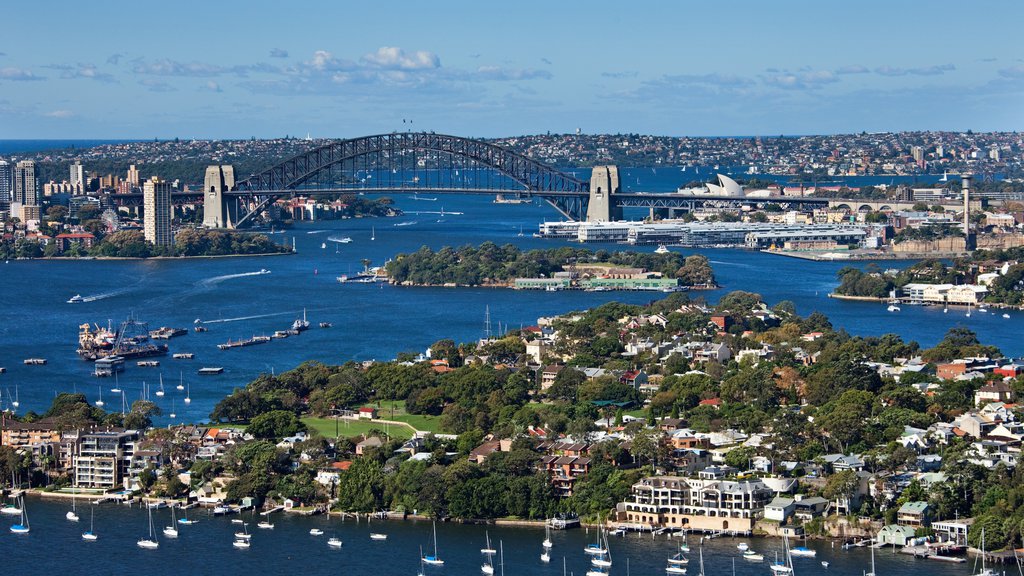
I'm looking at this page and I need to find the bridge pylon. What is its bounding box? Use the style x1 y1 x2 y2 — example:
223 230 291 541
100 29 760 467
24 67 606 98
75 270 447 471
586 165 623 222
203 165 237 228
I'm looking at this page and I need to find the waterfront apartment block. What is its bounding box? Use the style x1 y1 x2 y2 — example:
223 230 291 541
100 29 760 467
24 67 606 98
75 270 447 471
143 176 172 246
900 283 988 305
0 417 61 448
73 429 139 489
615 475 775 533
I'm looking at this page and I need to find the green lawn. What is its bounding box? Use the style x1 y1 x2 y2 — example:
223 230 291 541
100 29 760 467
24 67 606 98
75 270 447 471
361 400 444 434
302 417 413 440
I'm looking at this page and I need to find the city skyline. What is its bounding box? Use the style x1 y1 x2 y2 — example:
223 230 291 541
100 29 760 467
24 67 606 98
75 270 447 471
1 0 1023 139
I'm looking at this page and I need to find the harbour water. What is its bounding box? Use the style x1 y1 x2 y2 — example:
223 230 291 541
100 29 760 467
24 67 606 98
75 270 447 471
0 178 1019 424
1 498 977 576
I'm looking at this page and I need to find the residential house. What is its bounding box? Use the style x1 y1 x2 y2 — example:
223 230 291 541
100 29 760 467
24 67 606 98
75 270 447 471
355 436 384 456
468 438 511 464
975 382 1014 407
541 365 565 391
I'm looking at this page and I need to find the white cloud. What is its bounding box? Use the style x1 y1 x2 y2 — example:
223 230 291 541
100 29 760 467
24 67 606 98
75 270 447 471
44 109 74 118
0 67 44 81
762 70 838 90
200 80 223 92
361 46 439 70
875 64 955 76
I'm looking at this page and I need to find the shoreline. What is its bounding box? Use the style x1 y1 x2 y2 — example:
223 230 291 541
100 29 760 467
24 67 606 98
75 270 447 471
9 251 295 262
828 292 1024 311
761 249 968 261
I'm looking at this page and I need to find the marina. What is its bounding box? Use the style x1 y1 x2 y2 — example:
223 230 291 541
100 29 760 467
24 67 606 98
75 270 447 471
0 497 989 576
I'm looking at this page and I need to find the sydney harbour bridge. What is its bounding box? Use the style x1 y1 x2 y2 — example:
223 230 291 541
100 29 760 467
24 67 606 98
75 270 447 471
111 132 833 228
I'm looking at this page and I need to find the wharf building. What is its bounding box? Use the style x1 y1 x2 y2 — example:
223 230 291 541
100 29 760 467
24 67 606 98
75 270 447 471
538 220 868 249
143 176 172 246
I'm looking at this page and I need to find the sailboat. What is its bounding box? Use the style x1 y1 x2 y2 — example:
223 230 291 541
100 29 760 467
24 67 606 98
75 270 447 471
422 521 444 565
156 374 165 397
371 226 376 241
481 531 497 554
96 386 104 407
82 507 98 540
67 485 80 521
321 242 327 249
163 505 179 537
543 523 553 549
770 535 795 574
591 530 612 568
169 399 176 420
369 513 387 540
417 546 426 576
235 522 252 540
974 528 997 576
865 543 876 576
584 527 609 555
184 380 191 404
667 542 690 572
178 506 196 525
176 372 185 391
138 505 159 548
482 532 496 574
9 495 29 534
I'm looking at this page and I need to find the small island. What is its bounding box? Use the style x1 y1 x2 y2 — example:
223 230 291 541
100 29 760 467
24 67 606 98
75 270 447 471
383 242 718 291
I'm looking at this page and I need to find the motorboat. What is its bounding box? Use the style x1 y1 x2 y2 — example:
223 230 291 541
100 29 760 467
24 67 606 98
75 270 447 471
310 528 324 536
68 294 84 304
790 546 816 558
328 537 343 548
655 244 670 254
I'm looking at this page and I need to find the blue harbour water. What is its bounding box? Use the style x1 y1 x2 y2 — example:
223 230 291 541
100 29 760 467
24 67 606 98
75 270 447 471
0 171 1019 424
0 166 1018 575
1 498 977 576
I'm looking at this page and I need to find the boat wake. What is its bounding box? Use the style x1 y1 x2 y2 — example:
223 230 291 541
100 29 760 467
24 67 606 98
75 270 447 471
394 221 417 227
709 260 752 268
327 236 353 244
197 270 271 287
80 287 134 302
198 311 292 324
306 230 327 234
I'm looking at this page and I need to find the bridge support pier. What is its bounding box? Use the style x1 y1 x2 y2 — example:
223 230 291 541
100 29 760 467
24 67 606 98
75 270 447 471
203 165 236 228
586 165 623 222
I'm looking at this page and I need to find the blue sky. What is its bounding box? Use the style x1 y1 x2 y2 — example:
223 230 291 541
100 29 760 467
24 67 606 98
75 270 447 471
2 0 1023 138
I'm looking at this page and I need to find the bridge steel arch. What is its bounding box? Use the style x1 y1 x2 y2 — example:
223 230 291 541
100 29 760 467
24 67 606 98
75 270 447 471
228 133 589 227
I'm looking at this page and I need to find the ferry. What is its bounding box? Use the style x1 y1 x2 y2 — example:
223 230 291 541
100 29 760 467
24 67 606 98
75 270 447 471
137 360 160 367
172 353 194 360
67 294 85 304
23 358 47 365
193 326 208 333
198 367 224 375
149 327 187 339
